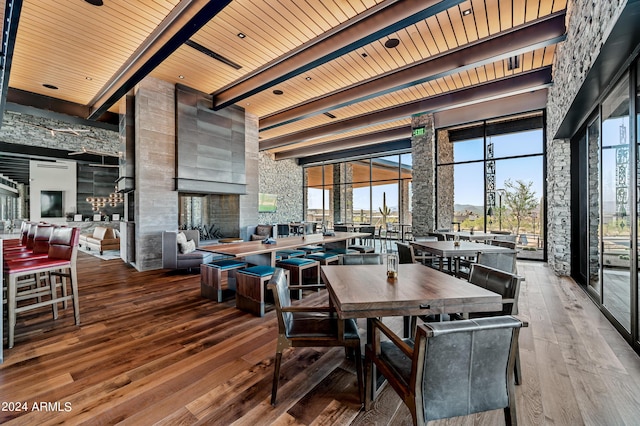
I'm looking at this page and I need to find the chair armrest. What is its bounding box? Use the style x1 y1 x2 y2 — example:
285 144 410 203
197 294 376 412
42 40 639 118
281 306 332 313
371 318 414 358
289 284 326 291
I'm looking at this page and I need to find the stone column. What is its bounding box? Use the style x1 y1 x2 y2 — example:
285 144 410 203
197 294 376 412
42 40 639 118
239 112 259 240
436 129 454 230
133 77 178 271
332 163 353 224
411 113 436 235
546 138 571 275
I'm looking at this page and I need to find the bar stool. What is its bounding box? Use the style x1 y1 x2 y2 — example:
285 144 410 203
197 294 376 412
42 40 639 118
236 266 289 317
297 245 323 254
4 226 81 348
305 251 340 265
276 257 320 296
275 249 305 260
200 258 247 302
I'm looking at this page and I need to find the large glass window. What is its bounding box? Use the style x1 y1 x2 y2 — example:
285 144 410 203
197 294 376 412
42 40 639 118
437 113 545 260
303 153 412 232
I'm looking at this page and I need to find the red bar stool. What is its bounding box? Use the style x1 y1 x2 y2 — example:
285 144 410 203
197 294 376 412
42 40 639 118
4 226 81 348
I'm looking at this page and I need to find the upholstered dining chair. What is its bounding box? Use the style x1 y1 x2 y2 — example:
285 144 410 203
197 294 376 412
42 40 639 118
4 226 81 348
365 315 526 426
395 242 416 264
464 263 525 384
267 268 363 405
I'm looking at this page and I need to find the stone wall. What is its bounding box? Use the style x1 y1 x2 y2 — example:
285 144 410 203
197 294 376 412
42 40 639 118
546 138 571 275
411 113 436 235
0 111 118 153
546 0 626 137
545 0 626 275
257 151 303 225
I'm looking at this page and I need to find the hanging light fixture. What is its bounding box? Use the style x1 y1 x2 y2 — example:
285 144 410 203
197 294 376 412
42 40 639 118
86 186 124 211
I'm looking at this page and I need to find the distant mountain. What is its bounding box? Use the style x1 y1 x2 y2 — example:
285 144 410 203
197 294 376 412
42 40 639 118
454 204 484 215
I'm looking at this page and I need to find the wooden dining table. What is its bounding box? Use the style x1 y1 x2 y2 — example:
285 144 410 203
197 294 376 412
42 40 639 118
200 232 369 266
410 240 514 275
320 263 501 324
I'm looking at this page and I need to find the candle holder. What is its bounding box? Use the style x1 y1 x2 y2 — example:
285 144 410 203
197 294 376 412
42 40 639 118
387 252 398 279
453 234 460 247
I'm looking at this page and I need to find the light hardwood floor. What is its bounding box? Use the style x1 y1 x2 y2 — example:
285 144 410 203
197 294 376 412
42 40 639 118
1 255 639 425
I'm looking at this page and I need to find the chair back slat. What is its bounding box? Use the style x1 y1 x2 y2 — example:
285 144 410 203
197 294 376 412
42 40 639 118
267 268 293 335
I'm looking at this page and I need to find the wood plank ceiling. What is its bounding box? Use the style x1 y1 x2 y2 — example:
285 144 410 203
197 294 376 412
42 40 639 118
2 0 567 163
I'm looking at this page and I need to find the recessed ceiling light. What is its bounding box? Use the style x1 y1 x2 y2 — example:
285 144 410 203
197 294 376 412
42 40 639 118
273 89 284 95
42 84 58 90
84 0 104 6
462 9 472 16
85 76 92 81
384 38 400 49
237 32 246 39
361 52 368 58
305 76 312 81
178 75 185 79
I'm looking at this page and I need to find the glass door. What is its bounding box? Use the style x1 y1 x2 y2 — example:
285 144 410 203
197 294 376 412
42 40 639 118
602 73 631 332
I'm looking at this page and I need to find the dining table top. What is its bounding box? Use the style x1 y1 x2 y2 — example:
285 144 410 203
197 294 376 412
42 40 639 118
320 263 502 319
200 231 369 258
410 240 513 257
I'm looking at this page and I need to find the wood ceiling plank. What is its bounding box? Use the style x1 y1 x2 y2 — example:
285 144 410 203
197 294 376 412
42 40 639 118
470 0 489 39
526 0 541 21
484 0 501 35
412 20 438 58
425 15 449 53
448 8 469 46
437 12 460 50
304 0 342 28
459 5 480 43
552 0 568 13
543 44 556 66
499 0 512 31
537 0 552 16
512 0 527 25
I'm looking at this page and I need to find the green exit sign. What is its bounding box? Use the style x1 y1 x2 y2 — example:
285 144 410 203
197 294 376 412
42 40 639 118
412 127 425 137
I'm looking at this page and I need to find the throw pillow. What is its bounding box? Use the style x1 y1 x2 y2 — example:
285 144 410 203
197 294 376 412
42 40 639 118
176 231 188 245
179 239 196 254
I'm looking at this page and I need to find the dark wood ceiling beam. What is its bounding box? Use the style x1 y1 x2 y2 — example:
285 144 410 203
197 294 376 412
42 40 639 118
274 125 411 160
87 0 232 120
211 0 466 109
261 12 566 131
260 67 553 151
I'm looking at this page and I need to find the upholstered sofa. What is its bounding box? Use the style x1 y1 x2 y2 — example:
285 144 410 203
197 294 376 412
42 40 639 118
246 224 274 241
162 230 214 271
79 226 120 254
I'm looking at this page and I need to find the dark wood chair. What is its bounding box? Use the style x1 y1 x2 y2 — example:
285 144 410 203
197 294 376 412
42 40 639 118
267 268 363 405
365 315 526 425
